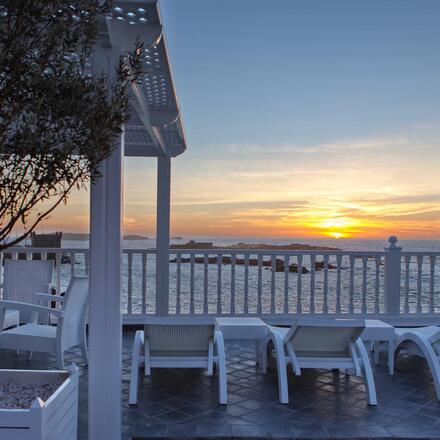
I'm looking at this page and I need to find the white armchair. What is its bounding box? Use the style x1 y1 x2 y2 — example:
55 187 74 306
0 276 89 369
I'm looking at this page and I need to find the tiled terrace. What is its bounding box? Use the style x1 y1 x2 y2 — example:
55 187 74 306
1 330 440 439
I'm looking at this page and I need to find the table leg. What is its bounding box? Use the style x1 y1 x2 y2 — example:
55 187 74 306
373 341 380 365
255 340 261 365
387 340 394 375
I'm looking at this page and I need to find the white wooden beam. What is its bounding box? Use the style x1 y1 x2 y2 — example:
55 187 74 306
156 156 171 315
89 130 124 440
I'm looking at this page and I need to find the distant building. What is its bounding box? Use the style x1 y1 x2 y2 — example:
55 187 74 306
31 232 62 248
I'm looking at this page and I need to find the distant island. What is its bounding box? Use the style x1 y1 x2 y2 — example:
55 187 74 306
171 240 341 251
63 233 149 241
123 235 149 241
63 233 89 241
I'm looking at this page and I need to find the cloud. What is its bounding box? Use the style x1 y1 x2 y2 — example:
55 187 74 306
202 132 438 157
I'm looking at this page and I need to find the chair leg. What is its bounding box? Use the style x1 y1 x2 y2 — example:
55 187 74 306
356 340 377 405
16 324 20 356
144 337 151 376
214 331 227 404
261 338 269 373
81 341 88 365
56 348 65 370
255 340 261 365
129 331 144 405
387 340 394 375
271 331 289 404
207 338 214 376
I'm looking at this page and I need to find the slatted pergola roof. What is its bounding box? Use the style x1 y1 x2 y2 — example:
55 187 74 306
99 0 186 157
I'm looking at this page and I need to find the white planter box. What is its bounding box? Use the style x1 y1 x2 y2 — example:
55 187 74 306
0 365 79 440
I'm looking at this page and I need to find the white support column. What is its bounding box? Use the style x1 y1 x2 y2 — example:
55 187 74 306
156 156 171 315
384 236 402 316
89 130 124 440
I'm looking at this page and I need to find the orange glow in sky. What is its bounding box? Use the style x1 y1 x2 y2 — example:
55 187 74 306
36 129 440 239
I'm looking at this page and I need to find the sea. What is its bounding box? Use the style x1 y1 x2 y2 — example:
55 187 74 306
56 237 440 316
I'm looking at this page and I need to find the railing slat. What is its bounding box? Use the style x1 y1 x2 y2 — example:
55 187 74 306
257 254 262 315
336 254 342 314
284 255 289 314
244 253 249 315
404 255 411 313
323 255 329 314
430 256 436 313
362 256 368 313
176 253 182 314
127 252 133 314
203 253 209 314
349 255 355 314
231 254 236 314
297 255 303 314
190 254 195 314
374 255 381 313
417 255 423 313
141 252 147 314
271 255 276 314
55 253 61 295
217 254 222 314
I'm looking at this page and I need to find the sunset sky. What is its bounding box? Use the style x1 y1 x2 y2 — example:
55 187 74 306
39 0 440 239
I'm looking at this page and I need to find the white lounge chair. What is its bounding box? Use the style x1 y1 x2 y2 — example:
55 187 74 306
394 326 440 399
129 318 227 405
1 259 54 325
264 318 377 405
0 276 89 369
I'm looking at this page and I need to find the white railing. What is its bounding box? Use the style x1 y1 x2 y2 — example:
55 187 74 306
1 237 439 325
166 250 387 317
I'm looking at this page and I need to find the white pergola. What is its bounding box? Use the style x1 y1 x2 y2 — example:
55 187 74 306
89 2 186 438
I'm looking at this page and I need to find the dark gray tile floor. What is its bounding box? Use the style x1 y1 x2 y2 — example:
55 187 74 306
1 330 440 439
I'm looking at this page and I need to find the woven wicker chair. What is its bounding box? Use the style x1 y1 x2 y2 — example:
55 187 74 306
1 259 54 325
0 276 89 369
129 317 227 405
264 318 377 405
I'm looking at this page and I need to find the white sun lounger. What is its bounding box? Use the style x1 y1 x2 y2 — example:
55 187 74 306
395 326 440 399
265 318 377 405
129 318 227 405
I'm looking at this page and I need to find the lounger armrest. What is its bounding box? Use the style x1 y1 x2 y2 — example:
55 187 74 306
0 300 62 317
33 293 64 303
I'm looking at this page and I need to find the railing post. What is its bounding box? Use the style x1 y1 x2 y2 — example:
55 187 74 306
384 236 402 315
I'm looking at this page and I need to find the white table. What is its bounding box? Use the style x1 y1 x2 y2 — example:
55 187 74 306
361 319 395 375
214 317 268 368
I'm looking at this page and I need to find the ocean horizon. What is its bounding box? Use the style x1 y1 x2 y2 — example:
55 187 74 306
58 236 440 253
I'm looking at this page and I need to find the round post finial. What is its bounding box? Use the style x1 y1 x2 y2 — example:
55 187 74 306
388 236 398 249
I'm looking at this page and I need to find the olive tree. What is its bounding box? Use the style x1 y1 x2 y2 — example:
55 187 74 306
0 0 142 250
